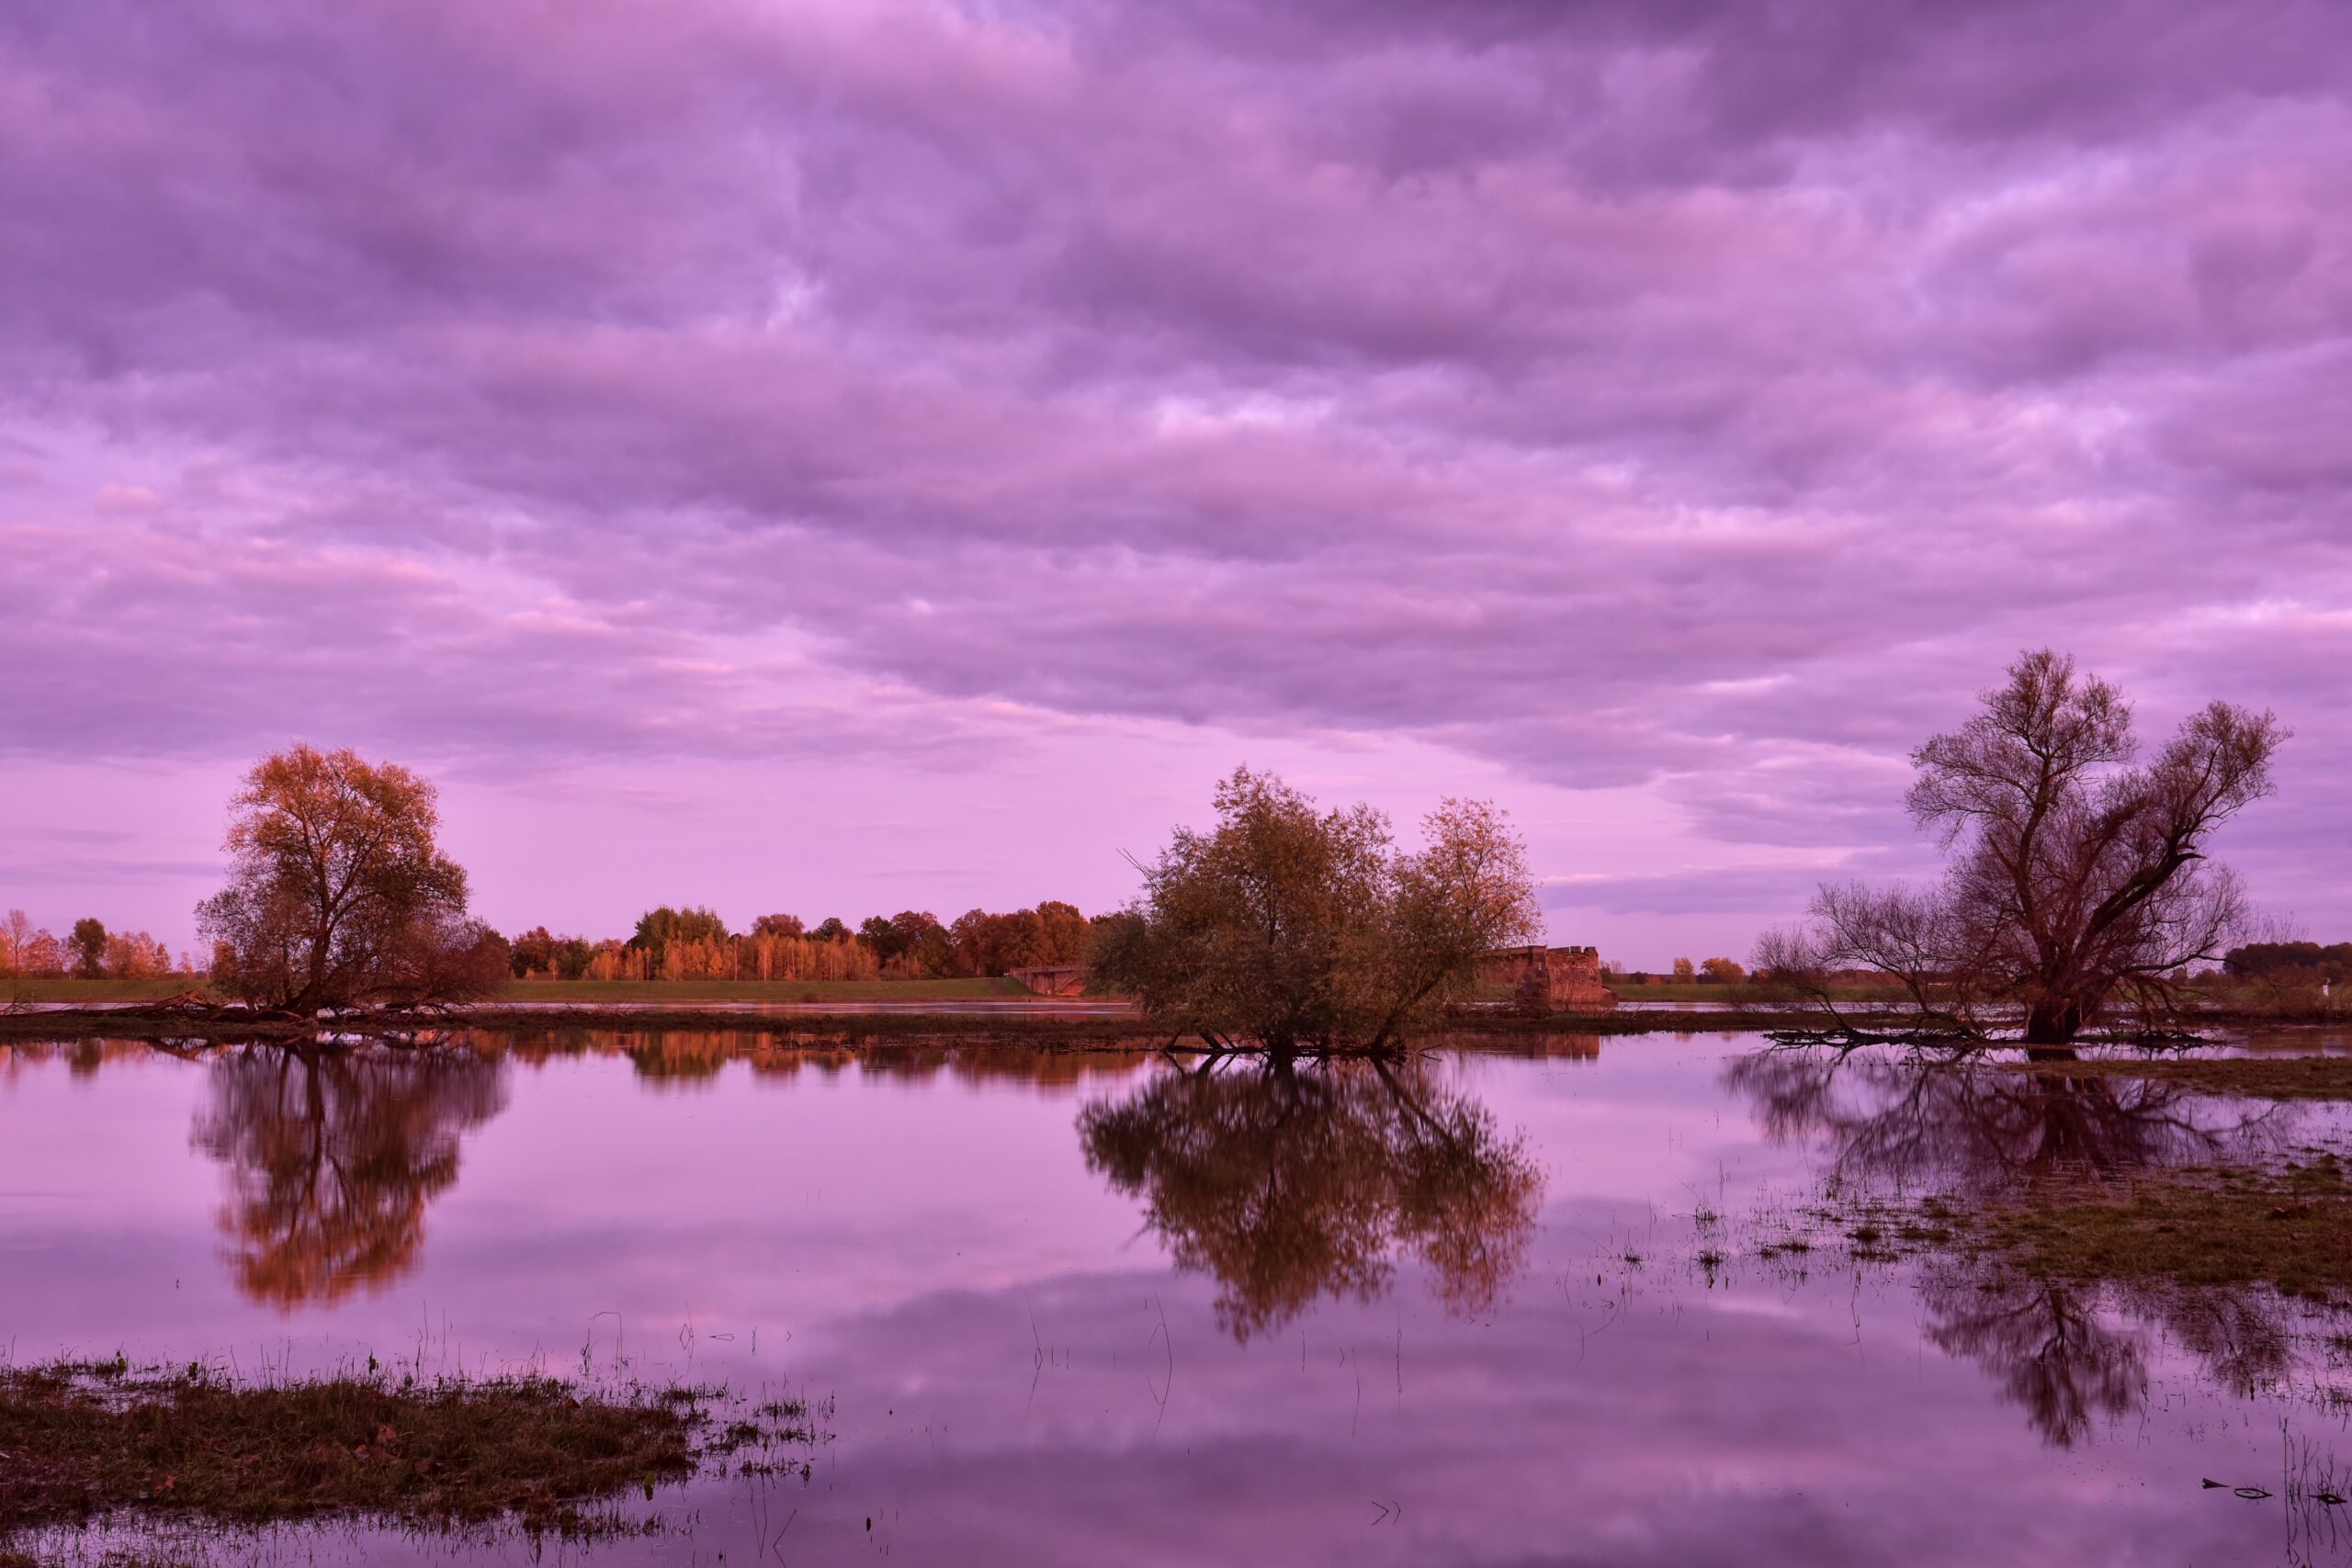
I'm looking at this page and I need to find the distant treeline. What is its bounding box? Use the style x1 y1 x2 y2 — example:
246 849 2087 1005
507 901 1096 983
1 910 189 979
1609 956 1752 985
2223 942 2351 980
3 900 1102 987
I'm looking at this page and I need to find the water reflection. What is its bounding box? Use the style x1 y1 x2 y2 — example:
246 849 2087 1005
192 1045 508 1308
1726 1050 2285 1192
493 1029 1157 1093
1728 1050 2313 1446
1913 1264 2146 1445
1078 1056 1543 1341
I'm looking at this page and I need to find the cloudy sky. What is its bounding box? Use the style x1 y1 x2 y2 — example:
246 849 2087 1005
4 0 2346 963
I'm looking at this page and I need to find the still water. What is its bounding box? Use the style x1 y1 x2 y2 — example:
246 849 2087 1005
3 1030 2349 1565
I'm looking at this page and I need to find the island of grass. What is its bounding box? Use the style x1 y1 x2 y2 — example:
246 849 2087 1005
1758 1050 2352 1302
0 1357 820 1563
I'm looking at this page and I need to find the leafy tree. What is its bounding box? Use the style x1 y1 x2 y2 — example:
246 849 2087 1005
1760 650 2285 1044
629 905 730 955
196 746 496 1011
1670 957 1695 981
856 915 902 962
70 918 108 979
752 912 806 939
510 925 555 978
507 927 597 980
1035 900 1089 964
2224 941 2352 981
811 917 849 943
1 911 64 978
942 902 1094 977
1698 956 1744 985
100 930 173 978
551 936 594 980
1091 768 1540 1052
888 910 952 976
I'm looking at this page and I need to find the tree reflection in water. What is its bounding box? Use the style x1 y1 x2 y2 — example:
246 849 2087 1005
1725 1051 2283 1194
1728 1050 2305 1446
1078 1056 1543 1342
193 1044 508 1308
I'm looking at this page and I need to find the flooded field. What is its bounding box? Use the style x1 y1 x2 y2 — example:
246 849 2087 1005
5 1029 2350 1565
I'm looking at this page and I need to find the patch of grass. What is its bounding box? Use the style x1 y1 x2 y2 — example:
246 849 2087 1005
1969 1155 2352 1300
2010 1055 2352 1103
0 1359 818 1545
1610 982 1903 1004
1820 1153 2352 1301
1 978 209 1003
498 977 1035 1002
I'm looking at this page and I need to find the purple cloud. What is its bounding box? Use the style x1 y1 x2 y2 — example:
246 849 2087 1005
3 0 2346 955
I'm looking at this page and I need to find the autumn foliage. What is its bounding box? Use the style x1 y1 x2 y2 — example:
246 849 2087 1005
197 747 503 1011
505 899 1095 983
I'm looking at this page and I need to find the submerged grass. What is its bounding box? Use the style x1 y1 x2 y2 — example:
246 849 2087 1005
1959 1154 2352 1300
0 1357 820 1551
2009 1054 2352 1103
500 976 1035 1002
1793 1152 2352 1301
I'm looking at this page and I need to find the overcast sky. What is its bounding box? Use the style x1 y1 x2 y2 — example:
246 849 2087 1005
4 0 2347 964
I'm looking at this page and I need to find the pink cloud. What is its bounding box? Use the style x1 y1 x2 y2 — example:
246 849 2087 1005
3 0 2346 959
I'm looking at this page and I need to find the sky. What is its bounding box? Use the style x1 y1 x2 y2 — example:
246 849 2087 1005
3 0 2347 967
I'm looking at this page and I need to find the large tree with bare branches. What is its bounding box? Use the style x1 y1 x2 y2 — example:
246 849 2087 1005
1760 650 2285 1044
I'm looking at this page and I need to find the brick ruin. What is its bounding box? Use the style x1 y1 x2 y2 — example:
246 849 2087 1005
1474 944 1619 1014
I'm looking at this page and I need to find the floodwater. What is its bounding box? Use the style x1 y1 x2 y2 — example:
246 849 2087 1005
4 1029 2351 1566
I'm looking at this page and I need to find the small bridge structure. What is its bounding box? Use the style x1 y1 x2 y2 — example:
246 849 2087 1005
1007 964 1089 997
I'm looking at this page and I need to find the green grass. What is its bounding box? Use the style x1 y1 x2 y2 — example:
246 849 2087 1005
1613 981 1900 1003
1 977 207 1003
3 976 1044 1006
0 1357 819 1546
1834 1155 2352 1302
2009 1055 2352 1102
498 976 1036 1002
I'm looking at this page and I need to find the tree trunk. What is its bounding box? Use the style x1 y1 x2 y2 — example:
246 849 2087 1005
2021 995 2081 1045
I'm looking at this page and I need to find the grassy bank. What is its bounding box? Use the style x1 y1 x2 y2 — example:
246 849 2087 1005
5 976 1041 1006
0 1358 818 1554
2007 1053 2352 1102
0 1001 1929 1046
1811 1153 2352 1302
498 976 1036 1002
1 978 207 1003
1753 1052 2352 1305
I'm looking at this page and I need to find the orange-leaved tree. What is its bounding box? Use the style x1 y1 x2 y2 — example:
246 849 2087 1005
198 746 499 1011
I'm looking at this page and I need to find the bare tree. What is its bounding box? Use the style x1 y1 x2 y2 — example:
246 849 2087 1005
1760 650 2285 1044
197 746 500 1012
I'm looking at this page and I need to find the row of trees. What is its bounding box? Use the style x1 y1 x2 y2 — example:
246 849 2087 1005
1 910 187 979
503 899 1098 982
1609 956 1749 985
2222 941 2348 981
